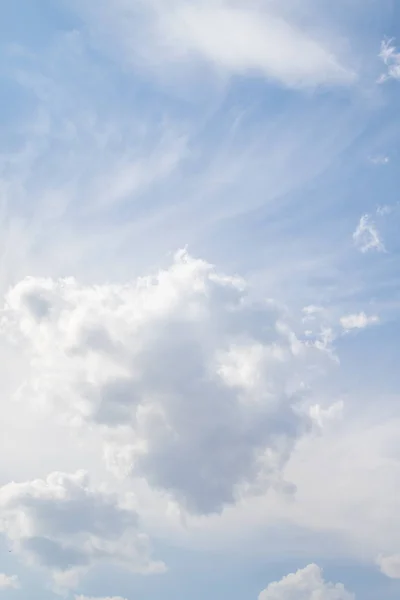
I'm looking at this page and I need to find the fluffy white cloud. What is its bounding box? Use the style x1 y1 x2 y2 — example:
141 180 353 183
352 214 385 253
378 38 400 82
80 0 354 89
340 312 379 331
0 471 164 590
377 554 400 579
258 564 354 600
0 574 19 590
1 251 332 515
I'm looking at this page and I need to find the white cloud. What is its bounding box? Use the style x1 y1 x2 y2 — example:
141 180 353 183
378 38 400 82
352 214 385 253
1 251 333 515
0 574 20 590
340 312 379 331
0 471 164 590
377 554 400 579
258 564 354 600
79 0 354 90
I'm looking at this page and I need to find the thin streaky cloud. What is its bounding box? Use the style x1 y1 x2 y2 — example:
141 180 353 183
378 38 400 82
352 214 385 253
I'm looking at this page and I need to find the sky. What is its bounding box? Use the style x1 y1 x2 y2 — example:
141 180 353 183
1 1 400 599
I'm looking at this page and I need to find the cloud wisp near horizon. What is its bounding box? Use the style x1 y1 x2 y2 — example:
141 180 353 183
1 1 400 600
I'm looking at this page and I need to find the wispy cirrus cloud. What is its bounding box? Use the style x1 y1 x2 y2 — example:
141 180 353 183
0 22 365 300
378 38 400 83
352 214 385 253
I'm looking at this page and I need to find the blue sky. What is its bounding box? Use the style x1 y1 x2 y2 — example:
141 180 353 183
1 1 400 600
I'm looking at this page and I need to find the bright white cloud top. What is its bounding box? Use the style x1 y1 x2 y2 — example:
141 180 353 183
0 1 400 600
258 564 354 600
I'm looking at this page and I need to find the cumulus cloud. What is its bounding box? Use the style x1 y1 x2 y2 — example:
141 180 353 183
378 38 400 83
1 251 332 515
352 214 385 253
377 554 400 579
0 471 164 590
0 574 20 590
80 0 354 89
340 312 379 331
258 564 354 600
